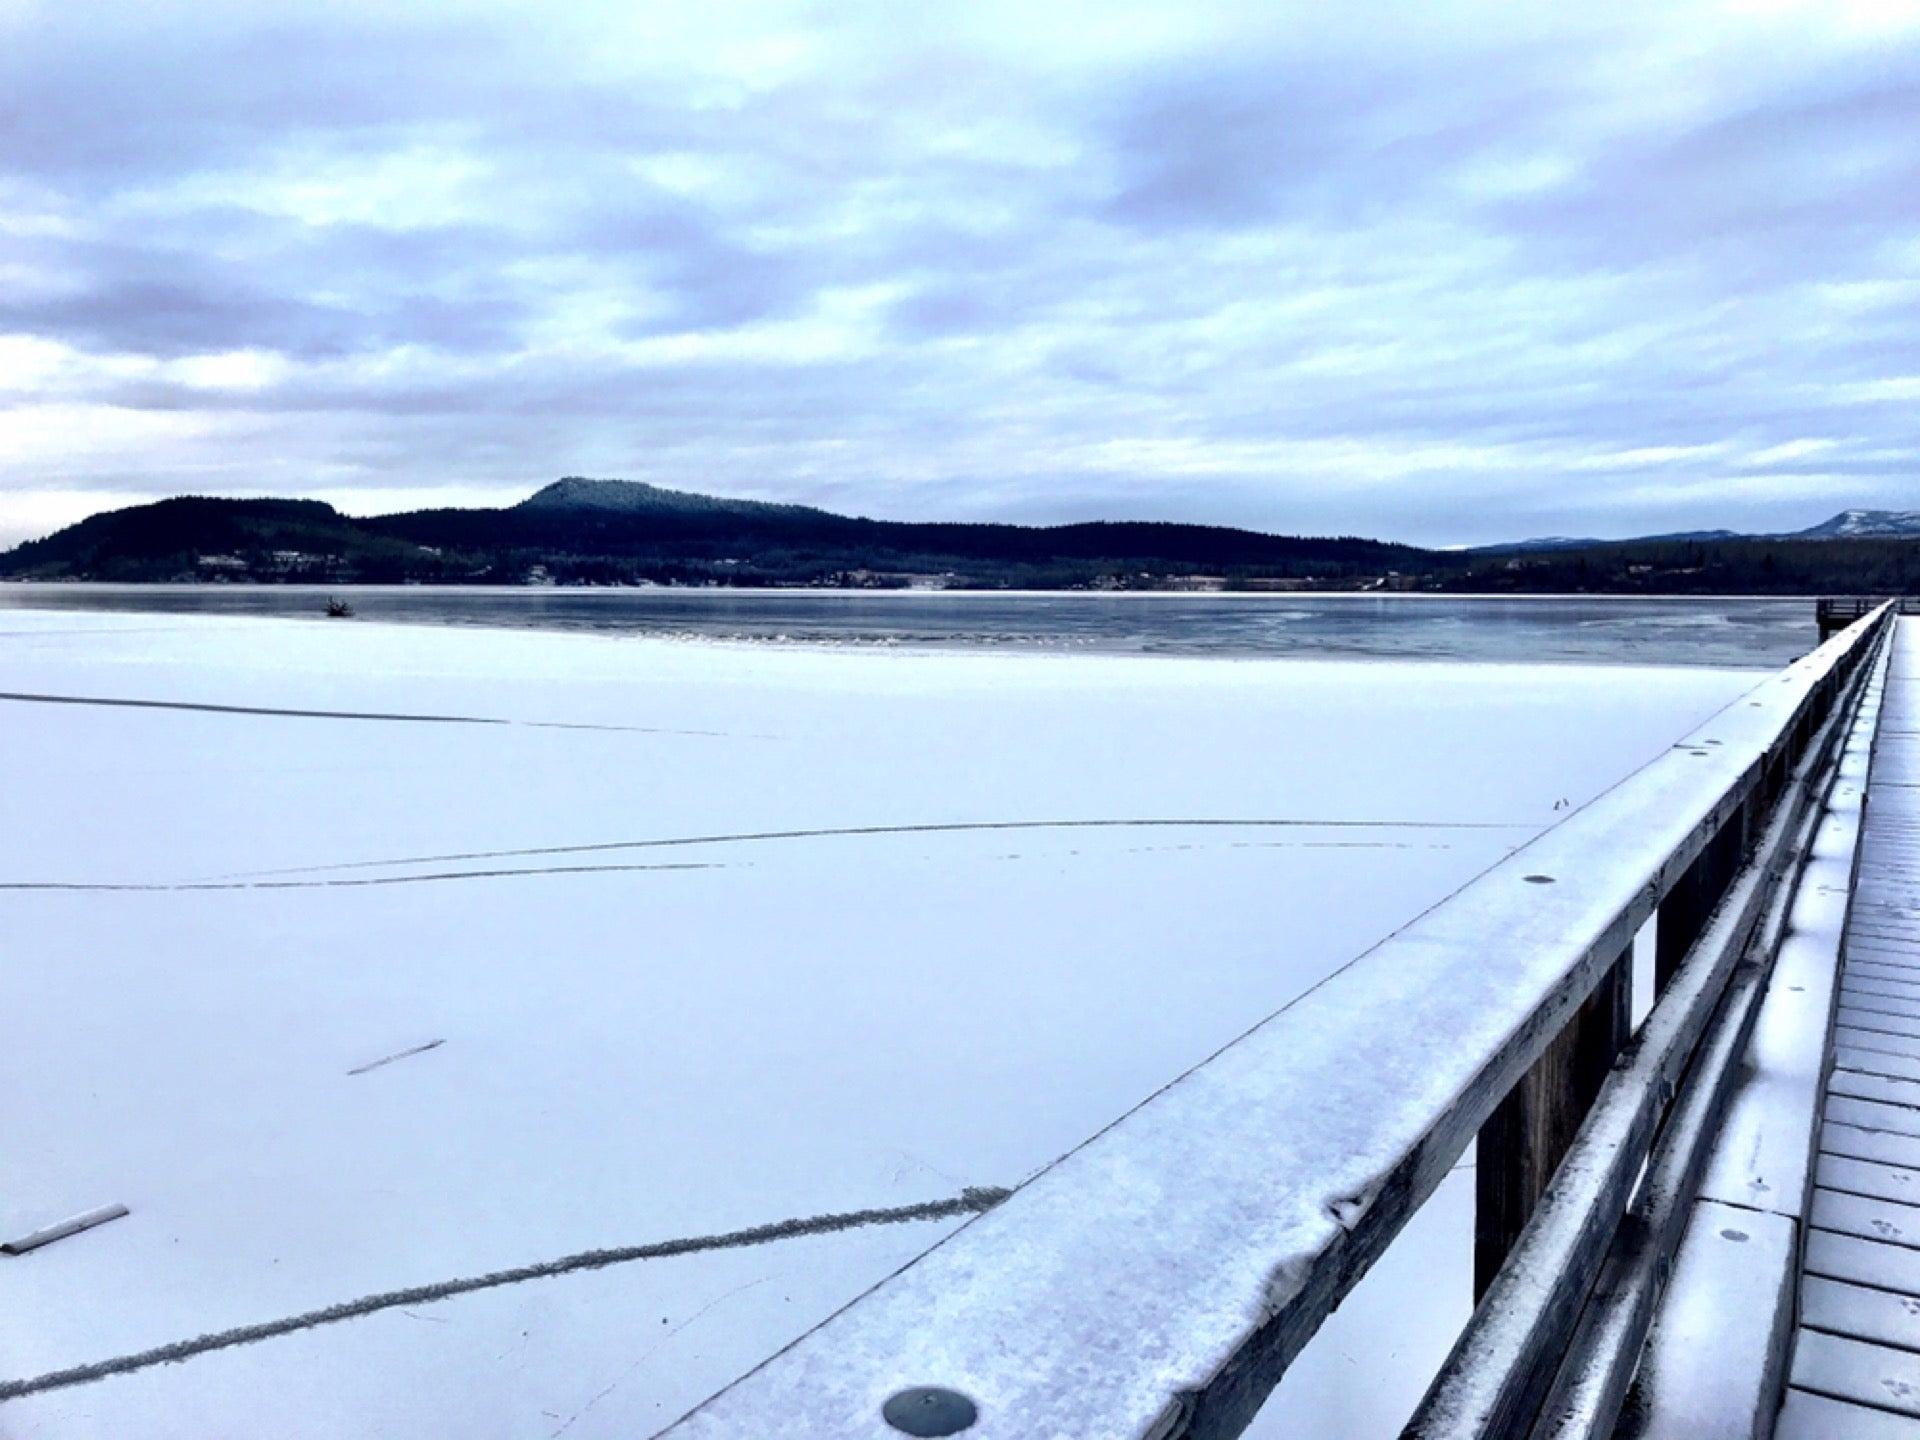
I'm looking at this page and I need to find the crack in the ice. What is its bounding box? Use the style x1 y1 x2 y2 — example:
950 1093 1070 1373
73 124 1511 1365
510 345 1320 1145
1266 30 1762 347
0 690 509 725
0 1187 1011 1403
214 816 1536 883
0 863 725 893
550 1276 775 1438
0 689 740 738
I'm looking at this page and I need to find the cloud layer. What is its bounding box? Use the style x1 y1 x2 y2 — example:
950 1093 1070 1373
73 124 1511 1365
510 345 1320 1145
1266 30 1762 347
3 0 1918 546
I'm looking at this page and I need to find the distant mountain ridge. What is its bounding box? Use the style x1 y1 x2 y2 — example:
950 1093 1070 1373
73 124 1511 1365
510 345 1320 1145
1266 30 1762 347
1473 528 1746 554
3 482 1918 593
1477 510 1920 552
0 480 1427 588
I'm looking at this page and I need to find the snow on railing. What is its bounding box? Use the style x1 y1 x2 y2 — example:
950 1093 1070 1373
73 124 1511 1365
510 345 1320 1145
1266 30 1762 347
657 605 1894 1440
1408 606 1890 1439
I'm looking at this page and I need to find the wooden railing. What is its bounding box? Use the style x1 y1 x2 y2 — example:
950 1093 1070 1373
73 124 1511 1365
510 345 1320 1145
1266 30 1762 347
1819 595 1918 639
1408 606 1889 1438
658 606 1893 1440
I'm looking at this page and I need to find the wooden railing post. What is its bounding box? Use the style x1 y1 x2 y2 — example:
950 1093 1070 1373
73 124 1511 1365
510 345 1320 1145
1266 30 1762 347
1654 854 1708 995
1474 944 1632 1299
1653 801 1747 993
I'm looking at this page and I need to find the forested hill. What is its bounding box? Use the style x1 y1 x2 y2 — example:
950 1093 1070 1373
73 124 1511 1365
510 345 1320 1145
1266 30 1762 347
0 481 1433 588
4 480 1918 593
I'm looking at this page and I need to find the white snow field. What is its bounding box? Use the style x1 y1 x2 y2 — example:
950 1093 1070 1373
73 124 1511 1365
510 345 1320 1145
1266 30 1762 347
0 609 1772 1438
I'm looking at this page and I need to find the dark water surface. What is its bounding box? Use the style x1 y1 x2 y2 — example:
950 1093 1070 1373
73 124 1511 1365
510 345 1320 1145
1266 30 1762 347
0 584 1821 668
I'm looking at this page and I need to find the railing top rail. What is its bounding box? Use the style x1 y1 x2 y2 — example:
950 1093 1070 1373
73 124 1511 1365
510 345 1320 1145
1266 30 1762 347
660 606 1893 1440
1820 595 1920 614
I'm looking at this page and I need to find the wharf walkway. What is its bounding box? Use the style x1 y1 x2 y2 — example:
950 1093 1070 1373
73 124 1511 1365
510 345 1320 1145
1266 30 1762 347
1623 614 1919 1439
1777 618 1920 1437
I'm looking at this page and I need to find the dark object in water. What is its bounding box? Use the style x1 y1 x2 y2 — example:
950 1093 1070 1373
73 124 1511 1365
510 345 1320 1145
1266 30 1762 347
324 597 354 618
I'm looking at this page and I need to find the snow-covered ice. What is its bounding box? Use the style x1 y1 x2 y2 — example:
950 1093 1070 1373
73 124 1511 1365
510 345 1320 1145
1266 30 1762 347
0 609 1771 1437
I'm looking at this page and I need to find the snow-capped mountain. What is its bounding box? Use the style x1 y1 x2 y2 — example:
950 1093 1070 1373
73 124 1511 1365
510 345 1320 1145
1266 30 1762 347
1792 509 1920 540
1477 511 1920 551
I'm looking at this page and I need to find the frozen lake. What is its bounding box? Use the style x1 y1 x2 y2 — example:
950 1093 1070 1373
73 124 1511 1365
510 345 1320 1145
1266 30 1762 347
0 583 1820 668
0 604 1784 1437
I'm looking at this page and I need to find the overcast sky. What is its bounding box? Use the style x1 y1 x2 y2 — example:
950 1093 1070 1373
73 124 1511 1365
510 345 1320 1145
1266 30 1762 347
2 0 1918 548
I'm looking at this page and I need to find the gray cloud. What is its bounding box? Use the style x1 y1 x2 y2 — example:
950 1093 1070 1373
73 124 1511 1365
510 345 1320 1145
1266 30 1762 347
1495 64 1920 285
2 1 1919 550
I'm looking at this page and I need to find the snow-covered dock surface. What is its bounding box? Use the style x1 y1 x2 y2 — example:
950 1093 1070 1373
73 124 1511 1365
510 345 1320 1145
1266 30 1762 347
1641 616 1920 1440
0 610 1770 1438
1776 617 1920 1439
1621 615 1887 1440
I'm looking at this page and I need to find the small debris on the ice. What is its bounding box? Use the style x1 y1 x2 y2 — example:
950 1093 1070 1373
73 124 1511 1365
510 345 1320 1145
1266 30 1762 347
3 1203 130 1255
347 1038 447 1076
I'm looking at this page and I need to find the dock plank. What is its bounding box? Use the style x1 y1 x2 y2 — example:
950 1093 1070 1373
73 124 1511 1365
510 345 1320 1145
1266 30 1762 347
1777 1389 1920 1440
1826 1123 1920 1170
1840 1028 1920 1063
1817 1153 1920 1207
1832 1068 1920 1109
1852 957 1920 975
1840 1045 1920 1082
1811 1187 1920 1250
1852 983 1920 1007
1803 1275 1920 1355
1809 1215 1920 1297
1829 1095 1920 1140
1790 1330 1920 1417
1838 1009 1920 1043
1842 992 1920 1021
